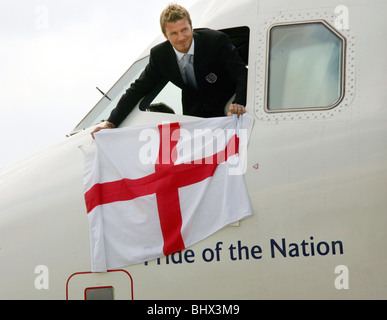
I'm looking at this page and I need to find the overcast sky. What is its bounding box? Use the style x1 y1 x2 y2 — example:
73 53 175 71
0 0 199 168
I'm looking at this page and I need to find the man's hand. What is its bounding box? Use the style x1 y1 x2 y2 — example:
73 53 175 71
91 121 116 139
227 104 246 117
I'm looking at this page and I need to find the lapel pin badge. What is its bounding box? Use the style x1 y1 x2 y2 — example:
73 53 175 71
205 73 217 83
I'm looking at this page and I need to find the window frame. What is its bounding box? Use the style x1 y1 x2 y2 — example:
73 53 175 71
140 26 250 116
264 20 346 114
70 56 149 135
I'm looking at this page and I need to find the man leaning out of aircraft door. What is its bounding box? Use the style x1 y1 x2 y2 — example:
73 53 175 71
91 4 247 138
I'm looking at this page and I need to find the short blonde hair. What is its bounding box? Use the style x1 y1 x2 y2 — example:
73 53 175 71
160 3 192 34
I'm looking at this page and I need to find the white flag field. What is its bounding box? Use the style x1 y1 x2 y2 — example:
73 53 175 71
83 114 254 272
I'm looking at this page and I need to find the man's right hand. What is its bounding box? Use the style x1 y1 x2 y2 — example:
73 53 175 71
91 121 116 139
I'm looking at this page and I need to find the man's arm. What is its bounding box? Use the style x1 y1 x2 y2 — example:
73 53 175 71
213 32 247 117
91 50 165 138
108 52 165 127
217 32 248 109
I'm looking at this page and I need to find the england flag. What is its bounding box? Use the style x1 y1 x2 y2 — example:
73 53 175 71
83 114 254 272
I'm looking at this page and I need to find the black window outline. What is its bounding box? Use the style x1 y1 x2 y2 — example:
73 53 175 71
265 20 346 114
140 26 250 115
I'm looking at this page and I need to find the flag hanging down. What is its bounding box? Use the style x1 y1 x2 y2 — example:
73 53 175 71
83 114 254 272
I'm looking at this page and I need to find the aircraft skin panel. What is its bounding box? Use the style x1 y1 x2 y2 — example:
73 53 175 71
1 0 387 299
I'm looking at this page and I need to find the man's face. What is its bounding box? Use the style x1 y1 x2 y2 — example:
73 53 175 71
163 18 193 54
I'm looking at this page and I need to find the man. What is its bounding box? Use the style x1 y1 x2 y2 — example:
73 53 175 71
91 4 247 138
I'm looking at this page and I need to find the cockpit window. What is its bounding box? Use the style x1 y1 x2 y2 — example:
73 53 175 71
71 26 250 135
266 21 345 112
72 57 149 133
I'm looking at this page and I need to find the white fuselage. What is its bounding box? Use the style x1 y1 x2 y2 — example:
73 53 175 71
1 0 386 299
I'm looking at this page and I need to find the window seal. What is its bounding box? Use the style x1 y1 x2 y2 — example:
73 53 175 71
264 20 346 114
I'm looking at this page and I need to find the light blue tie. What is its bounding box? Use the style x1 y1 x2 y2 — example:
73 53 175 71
183 54 197 90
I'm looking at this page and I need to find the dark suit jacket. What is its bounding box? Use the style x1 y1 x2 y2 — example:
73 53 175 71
108 28 247 127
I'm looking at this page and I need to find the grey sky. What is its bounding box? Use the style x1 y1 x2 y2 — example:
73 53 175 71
0 0 198 168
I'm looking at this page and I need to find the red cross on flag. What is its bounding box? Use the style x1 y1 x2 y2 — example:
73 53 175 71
83 114 254 272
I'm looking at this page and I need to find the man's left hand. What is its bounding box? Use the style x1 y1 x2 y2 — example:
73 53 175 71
228 104 246 117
